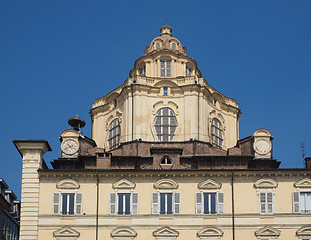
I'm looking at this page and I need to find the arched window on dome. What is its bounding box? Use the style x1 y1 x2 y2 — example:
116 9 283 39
211 118 223 148
154 108 177 142
108 119 121 149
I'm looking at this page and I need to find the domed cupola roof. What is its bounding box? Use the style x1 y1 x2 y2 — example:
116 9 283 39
144 25 187 55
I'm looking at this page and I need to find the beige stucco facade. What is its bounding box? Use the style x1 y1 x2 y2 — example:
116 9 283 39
15 26 311 240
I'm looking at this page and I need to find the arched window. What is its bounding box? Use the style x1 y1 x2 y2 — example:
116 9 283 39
108 119 121 149
161 156 172 165
154 108 177 142
211 118 223 148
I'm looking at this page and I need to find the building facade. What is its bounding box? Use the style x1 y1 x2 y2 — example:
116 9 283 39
15 26 311 240
0 179 20 240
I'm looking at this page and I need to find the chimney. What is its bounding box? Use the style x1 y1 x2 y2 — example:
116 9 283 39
305 157 311 168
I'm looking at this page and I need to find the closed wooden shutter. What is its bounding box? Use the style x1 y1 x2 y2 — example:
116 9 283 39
267 192 273 213
293 191 300 213
173 192 180 214
196 192 203 214
53 193 60 215
217 192 224 214
131 193 138 215
110 193 117 215
152 192 159 214
75 193 82 215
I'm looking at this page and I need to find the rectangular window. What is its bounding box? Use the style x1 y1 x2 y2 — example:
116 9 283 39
152 192 180 214
139 65 146 76
186 65 193 76
259 192 274 214
160 60 171 78
109 192 138 215
196 192 224 214
53 193 82 215
62 193 75 215
163 87 168 96
300 192 311 213
160 193 173 214
118 193 131 215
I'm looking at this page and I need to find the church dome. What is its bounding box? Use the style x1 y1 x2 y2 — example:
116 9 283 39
144 25 187 55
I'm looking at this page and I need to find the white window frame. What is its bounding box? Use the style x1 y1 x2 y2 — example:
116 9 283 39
160 156 172 165
109 191 138 215
160 60 171 78
258 191 274 214
152 192 180 215
53 192 82 215
154 108 177 142
211 118 223 148
293 191 311 214
196 192 224 215
108 118 121 149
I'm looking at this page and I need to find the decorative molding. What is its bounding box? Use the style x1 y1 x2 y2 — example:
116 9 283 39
297 225 311 238
294 178 311 188
198 179 222 190
56 179 80 189
255 225 280 237
113 179 136 189
197 226 223 238
154 179 178 189
254 178 278 189
153 226 179 237
53 226 80 238
111 226 137 238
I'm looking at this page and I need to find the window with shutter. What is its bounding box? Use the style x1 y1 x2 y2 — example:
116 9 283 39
196 192 224 214
154 108 177 142
53 193 82 215
173 192 180 214
258 191 274 214
110 192 138 215
293 191 311 213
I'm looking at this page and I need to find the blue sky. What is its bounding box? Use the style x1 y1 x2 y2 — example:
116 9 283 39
1 0 311 198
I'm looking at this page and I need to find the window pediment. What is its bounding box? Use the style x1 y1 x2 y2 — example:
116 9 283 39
197 226 223 238
297 225 311 237
198 179 222 190
111 226 137 237
154 179 178 189
153 226 179 237
294 178 311 188
255 225 280 237
56 179 80 190
254 178 278 189
53 226 80 238
113 179 136 189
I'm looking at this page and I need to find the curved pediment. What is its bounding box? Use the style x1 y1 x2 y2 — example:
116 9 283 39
153 226 179 237
297 225 311 237
154 179 178 189
255 225 280 237
111 226 137 237
197 226 223 237
56 179 80 190
254 178 278 189
113 179 136 189
198 179 222 190
53 226 80 237
294 178 311 188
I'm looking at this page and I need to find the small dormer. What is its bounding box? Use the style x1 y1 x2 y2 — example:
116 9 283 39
5 190 17 212
0 178 8 198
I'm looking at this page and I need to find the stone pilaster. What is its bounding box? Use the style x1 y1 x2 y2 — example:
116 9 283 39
14 140 51 240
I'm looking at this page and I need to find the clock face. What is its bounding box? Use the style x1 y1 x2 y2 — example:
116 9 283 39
254 139 271 155
62 139 79 155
